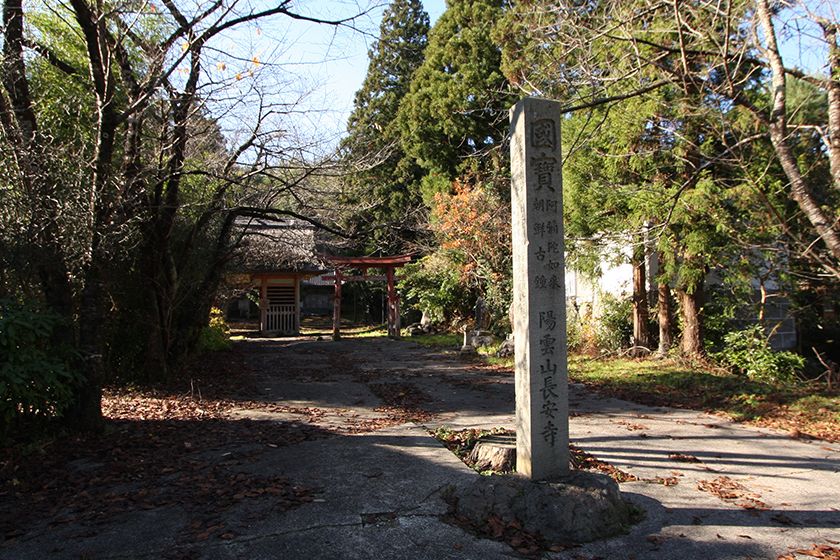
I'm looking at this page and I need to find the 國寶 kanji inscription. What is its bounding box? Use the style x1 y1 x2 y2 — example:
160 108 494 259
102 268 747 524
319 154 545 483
510 98 569 480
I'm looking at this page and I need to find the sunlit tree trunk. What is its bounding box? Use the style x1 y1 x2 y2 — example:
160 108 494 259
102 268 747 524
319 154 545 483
678 279 705 357
657 281 673 356
631 246 651 354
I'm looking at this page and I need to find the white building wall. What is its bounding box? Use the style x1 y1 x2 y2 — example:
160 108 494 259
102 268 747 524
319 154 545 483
565 243 634 319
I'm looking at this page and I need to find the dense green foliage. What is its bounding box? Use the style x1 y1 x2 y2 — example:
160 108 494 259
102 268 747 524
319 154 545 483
594 295 633 353
344 0 838 368
397 0 513 184
492 0 839 359
341 0 430 253
400 252 470 323
389 0 515 324
0 300 80 435
716 326 805 384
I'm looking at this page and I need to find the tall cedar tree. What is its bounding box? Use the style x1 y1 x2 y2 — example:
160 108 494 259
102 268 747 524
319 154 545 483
496 0 833 356
497 0 840 283
341 0 429 254
397 0 514 195
394 0 516 326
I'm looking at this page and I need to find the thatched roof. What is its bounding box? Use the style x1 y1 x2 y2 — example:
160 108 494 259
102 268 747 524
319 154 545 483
233 216 325 274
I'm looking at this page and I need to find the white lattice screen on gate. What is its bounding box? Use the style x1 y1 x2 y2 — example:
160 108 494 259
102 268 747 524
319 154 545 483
266 284 297 334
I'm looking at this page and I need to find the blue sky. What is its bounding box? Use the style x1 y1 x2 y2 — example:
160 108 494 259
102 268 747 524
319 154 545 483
329 0 445 124
211 0 829 155
296 0 446 142
209 0 445 153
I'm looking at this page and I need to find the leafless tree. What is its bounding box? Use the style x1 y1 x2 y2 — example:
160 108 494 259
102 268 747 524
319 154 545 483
1 0 374 429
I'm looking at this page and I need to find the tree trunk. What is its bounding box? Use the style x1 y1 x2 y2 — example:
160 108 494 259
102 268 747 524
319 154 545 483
2 0 37 142
143 323 169 381
678 280 704 357
657 282 673 356
823 22 840 192
754 0 840 273
66 265 105 431
631 247 651 355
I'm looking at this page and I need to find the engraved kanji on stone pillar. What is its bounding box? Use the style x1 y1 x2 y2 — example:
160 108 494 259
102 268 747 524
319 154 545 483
510 98 569 480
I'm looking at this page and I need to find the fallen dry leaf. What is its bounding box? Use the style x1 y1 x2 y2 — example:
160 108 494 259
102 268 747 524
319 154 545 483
669 453 701 463
697 477 768 510
778 544 840 559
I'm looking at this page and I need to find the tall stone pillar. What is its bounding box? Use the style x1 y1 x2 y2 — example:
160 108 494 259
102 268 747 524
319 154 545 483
510 98 569 480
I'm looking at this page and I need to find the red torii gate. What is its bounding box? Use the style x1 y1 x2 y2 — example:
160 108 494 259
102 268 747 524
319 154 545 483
324 254 412 341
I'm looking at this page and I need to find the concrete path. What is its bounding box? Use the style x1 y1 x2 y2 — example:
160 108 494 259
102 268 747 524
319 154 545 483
3 337 838 559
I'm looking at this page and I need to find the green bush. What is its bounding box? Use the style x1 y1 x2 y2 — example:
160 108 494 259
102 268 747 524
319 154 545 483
715 325 804 384
702 284 755 352
196 307 231 352
0 300 80 431
595 294 632 352
399 253 472 324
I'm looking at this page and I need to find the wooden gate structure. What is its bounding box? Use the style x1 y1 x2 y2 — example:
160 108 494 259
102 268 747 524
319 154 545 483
228 213 412 338
324 254 412 341
256 275 301 335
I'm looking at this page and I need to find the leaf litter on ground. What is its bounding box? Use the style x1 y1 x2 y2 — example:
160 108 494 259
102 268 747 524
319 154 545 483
0 346 324 546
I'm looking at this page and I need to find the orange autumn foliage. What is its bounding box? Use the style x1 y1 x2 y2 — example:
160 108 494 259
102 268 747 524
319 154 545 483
431 177 511 288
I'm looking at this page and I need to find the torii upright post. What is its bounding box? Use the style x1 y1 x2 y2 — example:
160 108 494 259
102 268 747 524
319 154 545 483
386 266 400 339
332 268 342 341
510 98 570 480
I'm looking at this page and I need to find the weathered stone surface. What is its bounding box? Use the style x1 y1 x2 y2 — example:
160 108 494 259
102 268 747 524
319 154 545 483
496 336 514 358
453 472 633 545
406 323 433 336
460 329 478 357
475 297 491 331
468 434 517 472
510 97 569 480
470 330 498 349
420 310 433 327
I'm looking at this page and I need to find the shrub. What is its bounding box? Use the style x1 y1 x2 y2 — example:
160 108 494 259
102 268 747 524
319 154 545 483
0 300 80 433
428 176 513 328
595 293 632 352
196 307 231 352
399 253 472 324
567 309 582 351
567 300 597 353
715 325 804 384
702 284 758 352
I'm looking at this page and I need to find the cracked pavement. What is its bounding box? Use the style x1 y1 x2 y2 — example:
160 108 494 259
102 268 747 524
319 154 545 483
2 336 839 559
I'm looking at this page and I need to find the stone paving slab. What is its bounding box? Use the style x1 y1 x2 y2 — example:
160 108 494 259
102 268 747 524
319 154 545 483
2 337 838 560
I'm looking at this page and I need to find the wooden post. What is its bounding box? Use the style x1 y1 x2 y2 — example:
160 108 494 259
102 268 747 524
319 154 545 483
394 288 401 340
332 269 342 341
259 277 267 335
386 267 397 338
294 276 301 335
